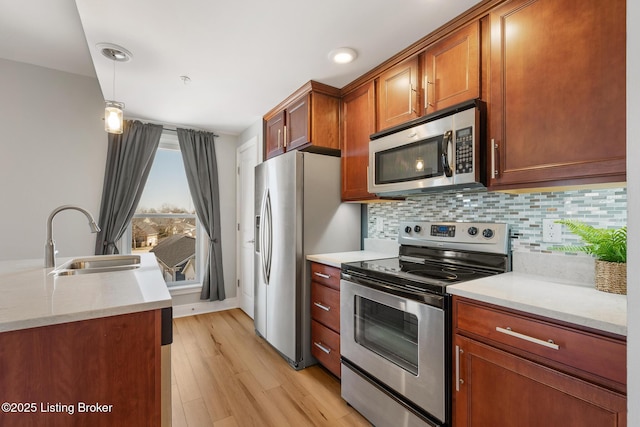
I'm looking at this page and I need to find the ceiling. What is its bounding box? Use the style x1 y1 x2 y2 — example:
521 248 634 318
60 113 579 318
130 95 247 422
1 0 481 135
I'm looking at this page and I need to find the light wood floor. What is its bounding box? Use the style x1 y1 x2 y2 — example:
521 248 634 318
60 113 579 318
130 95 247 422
171 309 371 427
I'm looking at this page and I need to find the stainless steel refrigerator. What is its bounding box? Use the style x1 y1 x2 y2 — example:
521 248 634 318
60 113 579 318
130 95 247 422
254 151 361 369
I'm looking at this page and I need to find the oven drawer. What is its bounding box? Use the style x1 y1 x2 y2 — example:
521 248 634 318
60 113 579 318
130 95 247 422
310 262 340 290
311 281 340 332
454 297 626 387
311 320 341 378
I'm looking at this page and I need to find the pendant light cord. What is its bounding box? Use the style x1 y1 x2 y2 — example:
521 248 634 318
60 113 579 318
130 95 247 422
112 59 116 100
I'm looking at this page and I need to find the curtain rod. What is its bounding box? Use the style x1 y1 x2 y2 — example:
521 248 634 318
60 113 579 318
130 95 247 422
162 127 219 138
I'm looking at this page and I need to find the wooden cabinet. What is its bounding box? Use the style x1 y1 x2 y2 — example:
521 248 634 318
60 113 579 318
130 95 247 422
487 0 626 190
265 110 286 159
263 81 340 160
0 310 164 426
422 21 480 114
309 262 342 378
376 57 420 131
452 296 627 427
341 81 378 201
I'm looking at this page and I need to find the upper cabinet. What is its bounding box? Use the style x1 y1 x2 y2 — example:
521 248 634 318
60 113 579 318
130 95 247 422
487 0 626 190
341 81 378 201
376 57 420 131
263 81 340 160
422 21 480 114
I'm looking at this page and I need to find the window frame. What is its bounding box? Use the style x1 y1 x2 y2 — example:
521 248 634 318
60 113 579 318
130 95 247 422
122 131 205 289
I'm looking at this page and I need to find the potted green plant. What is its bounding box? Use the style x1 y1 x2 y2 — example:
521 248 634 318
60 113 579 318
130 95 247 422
553 220 627 294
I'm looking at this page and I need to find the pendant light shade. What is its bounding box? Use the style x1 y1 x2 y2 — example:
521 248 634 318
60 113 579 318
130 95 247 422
104 101 125 134
96 43 132 135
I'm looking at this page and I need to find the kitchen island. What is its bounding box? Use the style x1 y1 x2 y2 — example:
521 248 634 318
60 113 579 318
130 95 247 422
0 253 171 427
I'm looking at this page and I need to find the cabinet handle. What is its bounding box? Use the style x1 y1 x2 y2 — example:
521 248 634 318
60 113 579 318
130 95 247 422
313 341 332 354
496 327 560 350
314 272 331 279
425 77 434 109
313 302 331 311
455 345 464 392
491 139 499 179
283 125 287 148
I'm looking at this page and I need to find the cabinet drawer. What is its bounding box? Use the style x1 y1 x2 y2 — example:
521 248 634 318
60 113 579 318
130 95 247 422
310 262 340 290
311 320 341 378
311 281 340 332
454 298 626 386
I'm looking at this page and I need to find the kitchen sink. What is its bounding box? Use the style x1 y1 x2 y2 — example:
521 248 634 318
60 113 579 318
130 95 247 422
52 255 141 276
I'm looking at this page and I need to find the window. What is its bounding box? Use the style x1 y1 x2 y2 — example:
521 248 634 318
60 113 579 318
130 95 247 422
128 132 201 287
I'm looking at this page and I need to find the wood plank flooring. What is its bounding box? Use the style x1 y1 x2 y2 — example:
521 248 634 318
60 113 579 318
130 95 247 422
171 309 371 427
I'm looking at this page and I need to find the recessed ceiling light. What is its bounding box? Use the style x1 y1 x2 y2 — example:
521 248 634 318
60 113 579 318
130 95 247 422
96 43 133 62
329 47 358 64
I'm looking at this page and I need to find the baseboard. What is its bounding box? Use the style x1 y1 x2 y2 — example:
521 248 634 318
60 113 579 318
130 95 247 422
172 297 239 318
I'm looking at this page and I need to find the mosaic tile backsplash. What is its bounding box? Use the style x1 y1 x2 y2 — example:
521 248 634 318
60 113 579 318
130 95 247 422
367 187 627 255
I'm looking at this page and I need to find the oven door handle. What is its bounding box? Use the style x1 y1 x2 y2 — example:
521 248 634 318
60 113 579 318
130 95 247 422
341 272 445 309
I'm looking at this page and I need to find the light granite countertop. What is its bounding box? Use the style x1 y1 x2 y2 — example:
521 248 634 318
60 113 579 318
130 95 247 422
0 253 171 333
448 272 627 336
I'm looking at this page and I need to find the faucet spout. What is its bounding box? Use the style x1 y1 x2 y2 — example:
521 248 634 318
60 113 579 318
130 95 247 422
45 205 101 268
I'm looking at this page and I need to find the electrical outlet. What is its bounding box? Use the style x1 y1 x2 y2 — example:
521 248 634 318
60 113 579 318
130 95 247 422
542 218 562 243
376 217 384 233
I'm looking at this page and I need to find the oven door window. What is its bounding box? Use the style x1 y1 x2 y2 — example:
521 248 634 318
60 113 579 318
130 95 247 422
354 295 418 375
374 134 444 185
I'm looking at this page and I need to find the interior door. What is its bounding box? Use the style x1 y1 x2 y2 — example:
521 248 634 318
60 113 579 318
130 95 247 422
237 137 258 318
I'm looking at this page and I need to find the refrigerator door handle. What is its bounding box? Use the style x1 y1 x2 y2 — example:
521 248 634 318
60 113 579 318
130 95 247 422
260 189 273 284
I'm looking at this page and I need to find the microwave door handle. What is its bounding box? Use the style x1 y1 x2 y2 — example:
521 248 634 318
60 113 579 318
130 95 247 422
441 130 453 177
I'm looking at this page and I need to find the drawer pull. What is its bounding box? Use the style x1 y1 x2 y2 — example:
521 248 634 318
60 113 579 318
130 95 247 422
313 302 331 311
314 272 331 279
313 342 332 354
496 327 559 350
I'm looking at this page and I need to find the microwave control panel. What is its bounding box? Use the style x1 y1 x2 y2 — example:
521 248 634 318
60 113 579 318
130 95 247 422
455 126 473 174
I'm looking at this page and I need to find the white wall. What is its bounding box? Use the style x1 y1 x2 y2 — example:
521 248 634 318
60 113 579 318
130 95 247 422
627 0 639 423
0 59 106 261
213 133 238 299
237 118 263 160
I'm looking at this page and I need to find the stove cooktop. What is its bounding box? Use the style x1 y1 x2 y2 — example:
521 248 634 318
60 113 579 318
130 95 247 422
342 257 498 295
343 221 511 296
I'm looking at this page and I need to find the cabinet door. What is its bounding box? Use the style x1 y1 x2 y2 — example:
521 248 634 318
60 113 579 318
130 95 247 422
341 81 378 201
423 21 480 114
488 0 626 190
286 93 310 151
376 57 419 131
453 335 627 427
265 110 286 160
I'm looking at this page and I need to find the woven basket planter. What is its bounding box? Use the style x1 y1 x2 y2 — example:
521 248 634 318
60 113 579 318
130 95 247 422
595 260 627 295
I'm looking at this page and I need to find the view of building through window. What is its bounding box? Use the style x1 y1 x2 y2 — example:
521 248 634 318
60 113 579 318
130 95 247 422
132 142 199 285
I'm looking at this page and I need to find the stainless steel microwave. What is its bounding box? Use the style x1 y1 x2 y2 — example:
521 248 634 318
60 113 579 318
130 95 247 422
368 100 485 196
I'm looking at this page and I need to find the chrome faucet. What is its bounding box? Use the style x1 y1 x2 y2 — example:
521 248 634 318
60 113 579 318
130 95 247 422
45 205 101 268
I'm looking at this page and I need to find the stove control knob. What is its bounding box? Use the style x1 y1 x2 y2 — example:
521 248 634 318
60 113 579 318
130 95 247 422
468 226 478 236
482 228 494 239
414 225 422 233
405 226 412 234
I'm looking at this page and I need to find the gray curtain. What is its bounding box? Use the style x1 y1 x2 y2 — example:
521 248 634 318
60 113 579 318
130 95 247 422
95 120 162 255
177 128 225 301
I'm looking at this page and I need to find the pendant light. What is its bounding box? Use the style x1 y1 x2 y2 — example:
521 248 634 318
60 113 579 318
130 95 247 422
96 43 133 134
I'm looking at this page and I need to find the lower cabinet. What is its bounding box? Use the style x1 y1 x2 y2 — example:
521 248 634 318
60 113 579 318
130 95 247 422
310 262 342 378
452 296 626 427
0 310 163 427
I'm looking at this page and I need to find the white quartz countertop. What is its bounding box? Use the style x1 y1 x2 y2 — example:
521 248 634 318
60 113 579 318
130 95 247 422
307 250 396 268
0 253 171 333
448 272 627 336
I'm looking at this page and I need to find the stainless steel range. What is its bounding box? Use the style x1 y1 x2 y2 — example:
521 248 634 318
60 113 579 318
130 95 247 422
340 221 511 427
